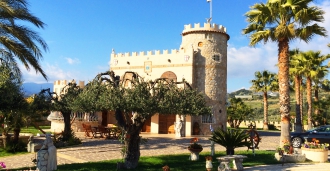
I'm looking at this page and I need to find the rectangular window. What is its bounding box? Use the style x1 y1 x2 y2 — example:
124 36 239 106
202 115 215 123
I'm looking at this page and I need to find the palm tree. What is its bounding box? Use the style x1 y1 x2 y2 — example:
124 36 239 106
0 0 48 80
0 49 21 79
250 70 278 130
289 48 304 132
243 0 327 146
296 50 330 129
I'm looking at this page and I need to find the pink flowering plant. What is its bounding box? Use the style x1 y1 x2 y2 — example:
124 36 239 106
0 162 6 169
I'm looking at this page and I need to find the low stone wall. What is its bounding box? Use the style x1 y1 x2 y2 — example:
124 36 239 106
238 121 309 131
50 120 99 133
72 121 99 132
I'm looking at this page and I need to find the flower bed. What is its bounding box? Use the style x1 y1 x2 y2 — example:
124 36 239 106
301 138 329 163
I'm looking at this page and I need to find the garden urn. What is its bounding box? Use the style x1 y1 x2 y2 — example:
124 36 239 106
188 148 203 161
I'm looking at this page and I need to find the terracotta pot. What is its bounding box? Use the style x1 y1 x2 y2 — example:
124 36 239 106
188 147 203 153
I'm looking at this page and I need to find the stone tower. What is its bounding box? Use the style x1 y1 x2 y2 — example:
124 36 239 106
180 23 229 134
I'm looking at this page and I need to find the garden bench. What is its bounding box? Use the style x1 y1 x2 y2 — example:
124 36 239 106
216 155 247 171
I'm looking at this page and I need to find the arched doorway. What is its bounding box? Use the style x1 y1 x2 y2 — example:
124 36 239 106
158 71 177 134
160 71 177 82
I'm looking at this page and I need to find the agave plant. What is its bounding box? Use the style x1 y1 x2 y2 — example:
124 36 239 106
209 128 250 155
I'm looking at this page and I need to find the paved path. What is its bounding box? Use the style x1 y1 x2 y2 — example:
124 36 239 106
1 131 329 170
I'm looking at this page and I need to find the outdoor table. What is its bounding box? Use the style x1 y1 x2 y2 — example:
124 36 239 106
106 126 118 139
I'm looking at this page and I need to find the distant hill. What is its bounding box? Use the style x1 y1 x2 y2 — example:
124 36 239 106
22 82 53 97
228 89 252 98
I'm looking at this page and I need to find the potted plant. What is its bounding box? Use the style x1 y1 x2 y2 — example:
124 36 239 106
301 138 329 162
209 128 250 155
275 140 306 163
188 137 203 161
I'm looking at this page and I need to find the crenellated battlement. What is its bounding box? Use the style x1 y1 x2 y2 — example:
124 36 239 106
182 23 227 35
53 80 85 88
111 48 187 58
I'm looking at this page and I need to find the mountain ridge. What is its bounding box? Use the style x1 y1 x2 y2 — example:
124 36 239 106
22 82 53 96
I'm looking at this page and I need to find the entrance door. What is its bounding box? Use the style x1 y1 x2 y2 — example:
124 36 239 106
142 117 151 132
159 114 175 134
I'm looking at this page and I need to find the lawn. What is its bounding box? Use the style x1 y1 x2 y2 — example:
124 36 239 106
12 150 278 171
0 148 28 157
20 126 51 135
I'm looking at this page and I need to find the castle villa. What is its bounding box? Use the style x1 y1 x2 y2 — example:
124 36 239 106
50 22 229 136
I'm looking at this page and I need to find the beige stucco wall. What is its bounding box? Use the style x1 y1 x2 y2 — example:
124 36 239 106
151 114 159 134
110 48 194 83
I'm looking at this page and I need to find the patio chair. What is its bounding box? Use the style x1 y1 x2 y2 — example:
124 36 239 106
82 123 94 138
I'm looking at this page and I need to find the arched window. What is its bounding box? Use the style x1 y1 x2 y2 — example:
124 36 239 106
160 71 177 82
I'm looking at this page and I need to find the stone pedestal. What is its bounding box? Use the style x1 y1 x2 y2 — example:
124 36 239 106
301 148 328 162
37 149 48 171
206 160 213 170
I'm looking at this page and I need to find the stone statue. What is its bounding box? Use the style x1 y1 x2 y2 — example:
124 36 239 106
175 120 183 138
37 133 57 171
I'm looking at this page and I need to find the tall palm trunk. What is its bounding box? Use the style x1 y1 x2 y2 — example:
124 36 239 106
278 39 291 147
314 87 319 115
306 77 313 129
263 92 269 130
294 76 302 132
300 81 304 131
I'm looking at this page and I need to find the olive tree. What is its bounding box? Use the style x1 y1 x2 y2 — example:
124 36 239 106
73 71 211 169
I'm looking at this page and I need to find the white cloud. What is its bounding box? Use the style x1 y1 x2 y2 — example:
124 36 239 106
228 43 278 78
65 57 80 65
21 63 77 83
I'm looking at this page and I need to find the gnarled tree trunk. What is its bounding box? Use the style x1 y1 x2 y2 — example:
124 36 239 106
62 111 72 141
124 130 142 169
13 127 21 144
1 132 10 148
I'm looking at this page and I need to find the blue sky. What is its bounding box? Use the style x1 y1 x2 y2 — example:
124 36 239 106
21 0 330 92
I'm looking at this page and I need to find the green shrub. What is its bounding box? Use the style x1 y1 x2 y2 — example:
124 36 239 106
209 128 250 155
5 140 26 153
268 124 277 130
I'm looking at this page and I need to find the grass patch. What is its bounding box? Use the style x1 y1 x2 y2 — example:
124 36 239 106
13 150 279 171
0 148 28 157
20 126 51 135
